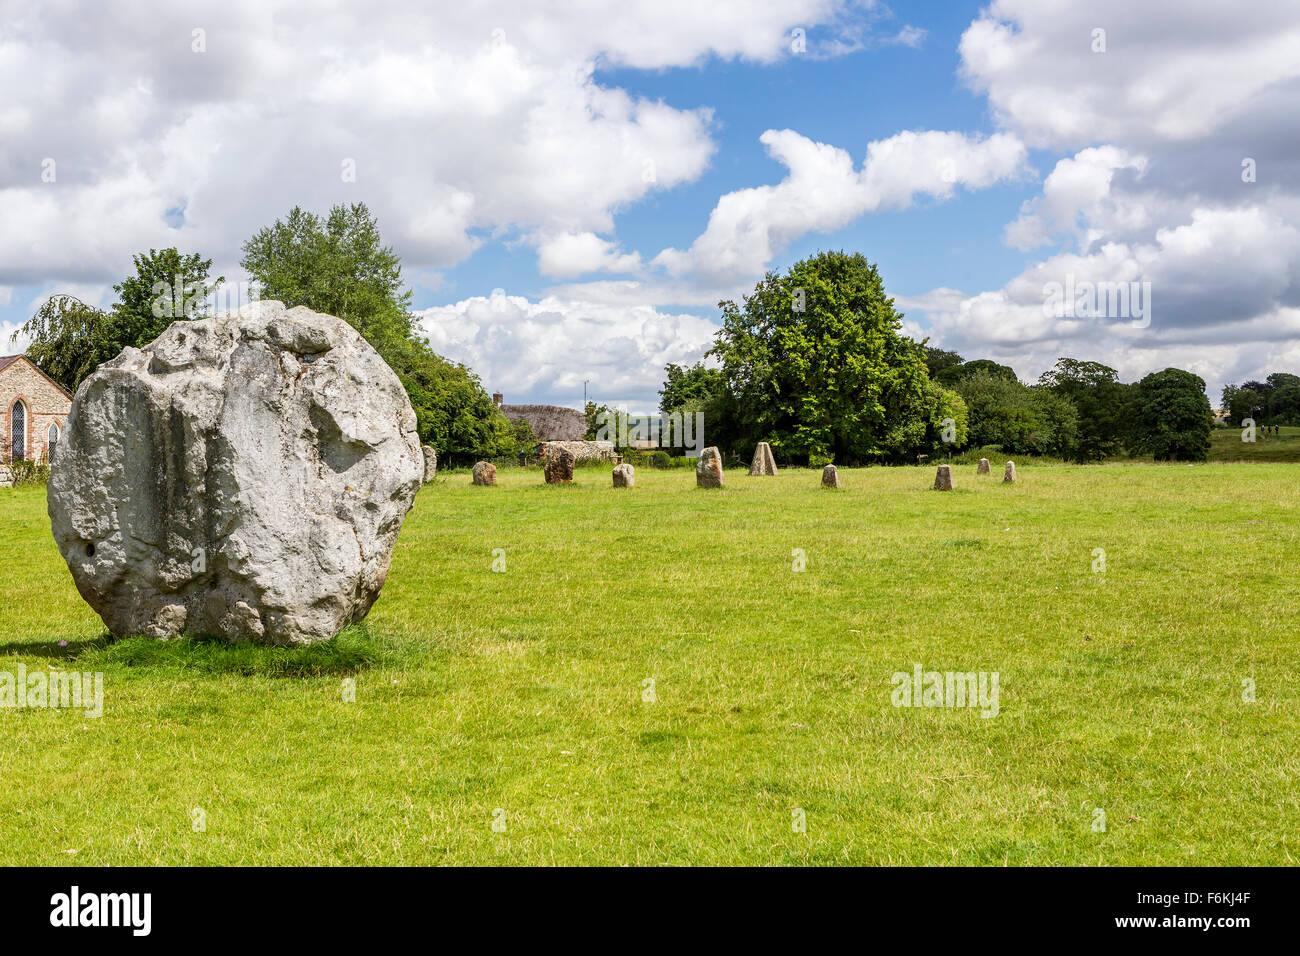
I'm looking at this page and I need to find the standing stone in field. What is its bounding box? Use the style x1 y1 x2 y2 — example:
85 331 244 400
423 446 438 482
47 300 422 646
933 464 954 491
748 441 778 476
1003 460 1017 483
821 464 841 488
472 461 497 486
544 447 575 484
612 463 635 488
977 458 990 475
696 446 725 488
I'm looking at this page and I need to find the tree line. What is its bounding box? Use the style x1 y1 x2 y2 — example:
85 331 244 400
20 233 1224 469
1220 375 1300 427
655 251 1217 465
17 203 533 466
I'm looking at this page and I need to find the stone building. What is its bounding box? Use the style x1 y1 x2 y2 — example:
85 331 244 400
1 355 73 465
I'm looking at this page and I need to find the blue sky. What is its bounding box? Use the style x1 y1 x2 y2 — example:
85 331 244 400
417 0 1045 321
4 0 1299 411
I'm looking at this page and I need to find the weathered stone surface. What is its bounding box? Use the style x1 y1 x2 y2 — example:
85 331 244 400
540 439 615 462
544 447 575 483
748 441 778 476
472 461 497 486
612 463 635 488
423 445 438 482
47 300 422 646
821 464 841 488
1003 460 1017 483
933 464 954 490
977 458 990 475
696 446 725 488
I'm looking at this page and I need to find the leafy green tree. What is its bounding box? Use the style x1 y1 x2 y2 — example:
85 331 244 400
1126 368 1212 461
584 401 612 441
892 378 968 459
241 203 414 361
1266 373 1300 425
17 249 222 393
111 248 223 349
923 346 964 380
659 362 724 412
1029 386 1081 460
1241 379 1272 418
1037 358 1129 462
15 295 114 392
1227 387 1261 426
707 250 935 463
937 358 1019 387
952 372 1079 457
241 202 515 462
956 372 1039 453
396 347 520 462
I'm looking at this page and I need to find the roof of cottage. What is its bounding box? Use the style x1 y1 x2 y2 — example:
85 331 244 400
499 403 586 441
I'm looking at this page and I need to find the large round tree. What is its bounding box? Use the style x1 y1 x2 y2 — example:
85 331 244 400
709 251 962 463
1127 367 1213 461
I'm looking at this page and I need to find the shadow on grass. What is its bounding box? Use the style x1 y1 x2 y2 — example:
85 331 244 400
2 625 384 678
0 636 112 661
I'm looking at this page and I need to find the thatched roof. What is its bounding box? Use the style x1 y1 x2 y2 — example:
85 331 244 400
500 403 586 441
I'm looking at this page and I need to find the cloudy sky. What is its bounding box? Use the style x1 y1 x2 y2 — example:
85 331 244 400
2 0 1299 410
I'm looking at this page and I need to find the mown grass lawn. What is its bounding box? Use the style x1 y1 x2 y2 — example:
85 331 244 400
1 461 1297 865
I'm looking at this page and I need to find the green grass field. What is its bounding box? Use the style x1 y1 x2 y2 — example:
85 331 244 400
1207 425 1300 462
2 461 1297 865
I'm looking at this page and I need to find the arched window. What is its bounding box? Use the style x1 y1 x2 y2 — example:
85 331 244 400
10 400 25 461
48 421 60 459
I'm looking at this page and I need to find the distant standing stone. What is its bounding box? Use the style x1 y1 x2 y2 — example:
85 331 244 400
612 463 635 488
472 461 497 486
1003 461 1017 483
933 464 954 491
977 458 990 475
544 447 576 484
696 446 725 488
423 446 438 482
748 441 778 476
821 464 841 488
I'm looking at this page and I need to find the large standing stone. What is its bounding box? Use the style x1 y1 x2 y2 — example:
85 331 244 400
933 464 954 490
748 441 778 476
696 446 725 488
544 447 575 484
976 458 990 475
612 463 635 488
821 464 841 488
472 461 497 486
47 301 422 646
423 446 438 482
1003 461 1017 483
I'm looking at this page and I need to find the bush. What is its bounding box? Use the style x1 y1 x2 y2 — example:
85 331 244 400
7 459 50 487
649 451 671 469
